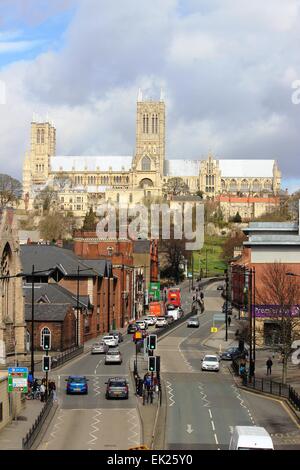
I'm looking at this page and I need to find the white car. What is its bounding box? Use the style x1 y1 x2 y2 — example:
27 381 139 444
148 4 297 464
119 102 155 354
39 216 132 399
147 315 158 324
155 317 168 328
201 354 220 372
135 320 147 330
102 335 119 347
144 316 156 326
105 350 122 365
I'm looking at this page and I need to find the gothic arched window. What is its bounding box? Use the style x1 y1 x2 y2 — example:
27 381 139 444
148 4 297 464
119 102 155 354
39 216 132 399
141 156 151 171
41 129 45 144
37 129 40 144
40 327 51 347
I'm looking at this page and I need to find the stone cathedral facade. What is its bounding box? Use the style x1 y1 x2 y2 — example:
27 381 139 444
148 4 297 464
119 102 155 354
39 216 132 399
22 92 281 216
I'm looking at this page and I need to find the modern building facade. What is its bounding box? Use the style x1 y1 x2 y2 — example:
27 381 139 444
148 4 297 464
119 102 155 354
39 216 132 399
22 92 281 215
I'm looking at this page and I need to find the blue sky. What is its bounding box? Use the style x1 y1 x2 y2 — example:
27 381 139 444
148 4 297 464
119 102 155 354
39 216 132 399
0 0 299 194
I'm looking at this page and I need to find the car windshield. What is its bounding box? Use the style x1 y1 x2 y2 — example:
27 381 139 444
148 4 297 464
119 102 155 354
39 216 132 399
103 336 114 340
204 357 218 362
109 380 126 387
69 377 86 383
107 351 120 355
93 343 101 347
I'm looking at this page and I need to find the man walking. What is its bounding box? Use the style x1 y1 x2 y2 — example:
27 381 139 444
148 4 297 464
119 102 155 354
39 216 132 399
228 316 231 327
266 357 273 375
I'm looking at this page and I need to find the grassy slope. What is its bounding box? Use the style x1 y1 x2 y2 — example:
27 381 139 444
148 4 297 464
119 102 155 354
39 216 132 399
192 235 227 277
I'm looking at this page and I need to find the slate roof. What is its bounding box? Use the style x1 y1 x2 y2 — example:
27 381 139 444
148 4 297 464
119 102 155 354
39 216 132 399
24 303 71 322
20 245 109 277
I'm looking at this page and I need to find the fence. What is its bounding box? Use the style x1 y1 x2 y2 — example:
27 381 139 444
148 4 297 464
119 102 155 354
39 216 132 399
231 360 300 412
22 394 54 450
51 345 84 369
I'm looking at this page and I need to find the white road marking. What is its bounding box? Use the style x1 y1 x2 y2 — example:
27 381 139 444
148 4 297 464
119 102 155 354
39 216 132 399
127 409 140 446
87 409 102 446
208 409 212 419
166 380 175 407
214 433 219 445
211 421 215 431
186 424 194 434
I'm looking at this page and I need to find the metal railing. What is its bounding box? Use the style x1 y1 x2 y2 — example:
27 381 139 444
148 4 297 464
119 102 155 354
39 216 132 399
51 345 84 369
231 360 300 411
22 393 54 450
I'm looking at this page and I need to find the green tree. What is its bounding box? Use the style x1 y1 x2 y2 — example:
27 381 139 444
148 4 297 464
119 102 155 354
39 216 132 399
34 186 58 212
82 207 97 231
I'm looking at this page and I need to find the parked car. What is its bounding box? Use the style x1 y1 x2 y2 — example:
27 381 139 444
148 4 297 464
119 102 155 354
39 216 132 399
144 316 156 326
109 331 124 343
187 317 200 328
135 320 147 330
105 377 129 399
66 376 88 394
127 323 138 334
165 315 175 325
91 342 109 354
201 354 220 372
221 347 247 361
105 350 122 365
147 315 158 324
102 335 119 347
155 317 168 328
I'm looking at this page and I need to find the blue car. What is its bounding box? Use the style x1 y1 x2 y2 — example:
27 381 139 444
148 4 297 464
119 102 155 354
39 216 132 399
66 376 88 395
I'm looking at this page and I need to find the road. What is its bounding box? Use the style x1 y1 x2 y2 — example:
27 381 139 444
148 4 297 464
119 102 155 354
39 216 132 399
158 281 300 450
38 334 142 450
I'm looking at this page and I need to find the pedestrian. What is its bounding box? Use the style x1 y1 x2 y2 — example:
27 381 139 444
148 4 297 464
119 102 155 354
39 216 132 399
49 380 57 401
40 382 46 402
27 371 33 393
266 357 273 375
228 316 231 327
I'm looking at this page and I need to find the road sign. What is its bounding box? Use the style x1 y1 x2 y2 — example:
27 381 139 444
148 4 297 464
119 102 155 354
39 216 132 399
8 367 28 393
211 327 218 333
134 331 142 341
148 282 160 301
213 313 226 322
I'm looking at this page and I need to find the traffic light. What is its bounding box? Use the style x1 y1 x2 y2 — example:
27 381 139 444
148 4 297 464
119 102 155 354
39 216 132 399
149 335 157 351
42 334 51 351
148 356 156 372
42 355 51 372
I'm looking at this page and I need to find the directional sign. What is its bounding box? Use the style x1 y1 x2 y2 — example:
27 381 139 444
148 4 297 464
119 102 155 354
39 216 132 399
211 327 218 333
213 313 225 322
8 367 28 393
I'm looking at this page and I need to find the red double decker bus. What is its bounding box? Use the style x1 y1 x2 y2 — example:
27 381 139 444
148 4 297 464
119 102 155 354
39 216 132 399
167 288 181 307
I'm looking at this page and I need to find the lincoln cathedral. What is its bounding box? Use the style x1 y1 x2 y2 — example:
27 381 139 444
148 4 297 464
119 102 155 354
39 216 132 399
22 91 281 216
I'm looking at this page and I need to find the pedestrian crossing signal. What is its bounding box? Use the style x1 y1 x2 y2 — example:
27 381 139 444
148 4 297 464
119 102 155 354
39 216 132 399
42 356 51 372
148 356 156 372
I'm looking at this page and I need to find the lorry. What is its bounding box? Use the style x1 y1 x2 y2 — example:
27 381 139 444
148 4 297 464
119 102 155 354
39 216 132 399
167 287 181 307
149 301 166 317
229 426 274 450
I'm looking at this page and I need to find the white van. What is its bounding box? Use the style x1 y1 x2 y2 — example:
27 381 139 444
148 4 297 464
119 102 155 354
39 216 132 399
229 426 274 450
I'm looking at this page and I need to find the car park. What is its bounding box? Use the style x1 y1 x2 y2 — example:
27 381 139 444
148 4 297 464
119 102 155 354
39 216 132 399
105 350 122 365
102 335 119 347
109 331 124 343
127 323 138 334
66 376 88 394
187 317 200 328
155 317 168 328
105 377 129 399
91 342 109 354
201 355 220 371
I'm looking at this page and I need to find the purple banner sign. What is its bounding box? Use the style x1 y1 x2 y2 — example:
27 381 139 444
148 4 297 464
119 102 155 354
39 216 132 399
252 305 300 318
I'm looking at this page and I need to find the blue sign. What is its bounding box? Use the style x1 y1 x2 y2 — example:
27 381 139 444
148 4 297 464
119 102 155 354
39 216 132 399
8 367 28 374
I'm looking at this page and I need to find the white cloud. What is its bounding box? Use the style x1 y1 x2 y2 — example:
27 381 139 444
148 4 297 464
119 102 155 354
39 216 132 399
0 39 42 54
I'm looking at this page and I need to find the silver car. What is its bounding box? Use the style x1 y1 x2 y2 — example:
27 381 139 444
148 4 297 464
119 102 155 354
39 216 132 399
91 342 109 354
187 317 200 328
105 350 122 365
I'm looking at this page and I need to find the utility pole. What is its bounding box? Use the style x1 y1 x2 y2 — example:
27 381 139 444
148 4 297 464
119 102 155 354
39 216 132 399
225 269 228 341
206 250 208 278
191 253 194 290
76 266 80 347
31 265 35 378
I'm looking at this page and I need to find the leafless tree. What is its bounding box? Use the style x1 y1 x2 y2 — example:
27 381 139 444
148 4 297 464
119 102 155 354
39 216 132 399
34 186 58 212
162 177 190 197
0 174 22 208
257 262 300 384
